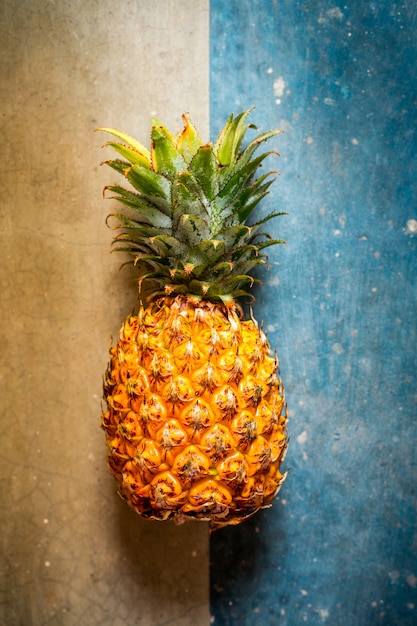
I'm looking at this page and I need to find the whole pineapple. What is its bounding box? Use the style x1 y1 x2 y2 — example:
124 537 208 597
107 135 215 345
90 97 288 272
99 109 288 530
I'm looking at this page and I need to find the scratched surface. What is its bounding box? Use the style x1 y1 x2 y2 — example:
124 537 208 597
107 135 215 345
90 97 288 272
210 1 417 625
0 2 210 625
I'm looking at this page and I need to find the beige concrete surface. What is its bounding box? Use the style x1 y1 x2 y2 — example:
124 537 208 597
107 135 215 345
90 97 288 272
0 1 210 624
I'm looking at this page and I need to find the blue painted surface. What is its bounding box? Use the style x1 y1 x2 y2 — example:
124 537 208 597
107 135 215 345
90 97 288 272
210 1 417 625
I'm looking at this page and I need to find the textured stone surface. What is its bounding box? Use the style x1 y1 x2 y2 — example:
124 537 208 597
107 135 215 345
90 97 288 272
210 1 417 625
0 2 209 624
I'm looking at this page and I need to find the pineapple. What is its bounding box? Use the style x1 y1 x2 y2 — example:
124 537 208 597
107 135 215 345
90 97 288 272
99 109 288 530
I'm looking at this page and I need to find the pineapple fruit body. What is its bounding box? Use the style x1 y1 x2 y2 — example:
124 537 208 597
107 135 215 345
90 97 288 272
99 109 288 529
103 296 287 529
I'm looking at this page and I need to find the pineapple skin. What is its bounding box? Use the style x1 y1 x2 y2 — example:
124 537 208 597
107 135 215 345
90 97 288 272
102 295 288 530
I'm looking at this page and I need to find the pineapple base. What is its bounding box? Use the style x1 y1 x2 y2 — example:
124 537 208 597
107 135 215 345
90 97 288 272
102 296 288 530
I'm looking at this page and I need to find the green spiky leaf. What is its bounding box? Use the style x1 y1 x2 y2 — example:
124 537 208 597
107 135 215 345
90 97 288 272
102 159 130 175
98 128 151 161
176 114 202 163
219 225 252 251
151 125 187 177
171 178 209 226
214 156 274 227
187 239 226 266
189 145 219 201
108 214 170 237
176 213 210 246
99 109 287 302
125 165 171 213
105 185 172 228
102 142 152 168
214 108 255 166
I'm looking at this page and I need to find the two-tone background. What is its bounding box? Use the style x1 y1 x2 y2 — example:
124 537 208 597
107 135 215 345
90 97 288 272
1 1 416 624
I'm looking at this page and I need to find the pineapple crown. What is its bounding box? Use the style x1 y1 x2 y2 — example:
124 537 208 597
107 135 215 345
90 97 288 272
99 108 286 305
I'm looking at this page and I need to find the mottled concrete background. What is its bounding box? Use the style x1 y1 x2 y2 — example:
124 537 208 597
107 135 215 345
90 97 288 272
210 2 417 626
0 2 209 625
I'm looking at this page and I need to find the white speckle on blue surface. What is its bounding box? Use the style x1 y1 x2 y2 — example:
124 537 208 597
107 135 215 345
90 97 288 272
405 219 417 234
297 430 308 444
268 275 280 286
319 608 330 620
273 76 286 98
389 570 400 583
327 7 344 20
